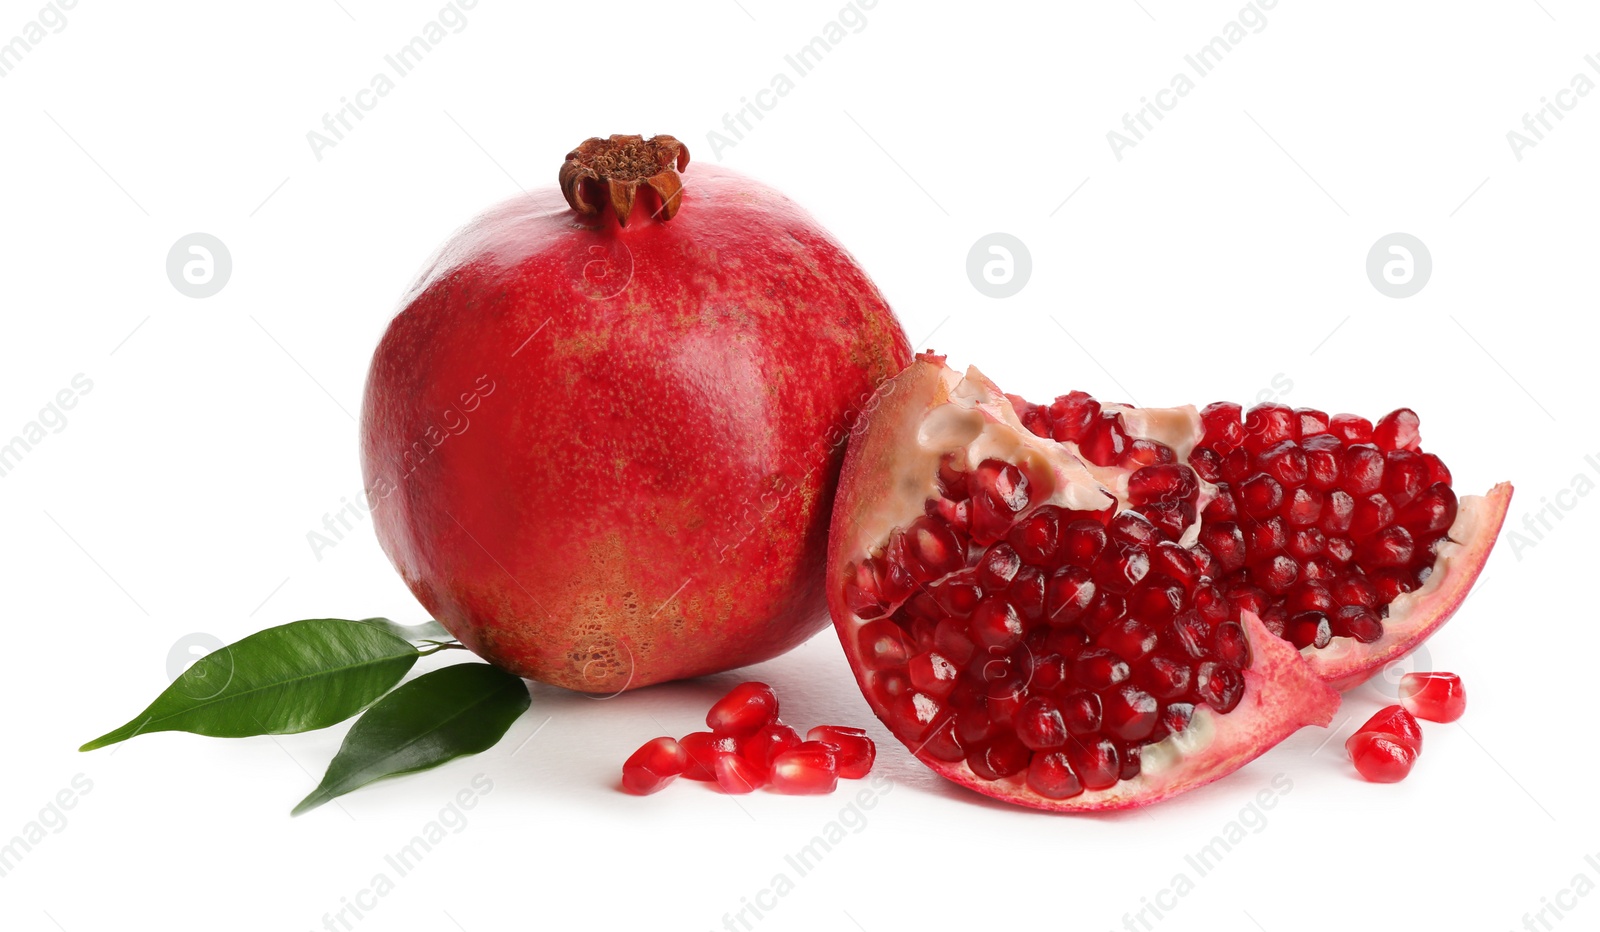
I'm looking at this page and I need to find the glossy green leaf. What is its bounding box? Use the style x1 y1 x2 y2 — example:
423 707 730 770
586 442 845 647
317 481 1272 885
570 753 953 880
292 663 530 815
81 619 418 751
355 617 451 643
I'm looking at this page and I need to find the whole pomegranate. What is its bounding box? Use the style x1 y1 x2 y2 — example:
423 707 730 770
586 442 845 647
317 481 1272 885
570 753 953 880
362 134 910 693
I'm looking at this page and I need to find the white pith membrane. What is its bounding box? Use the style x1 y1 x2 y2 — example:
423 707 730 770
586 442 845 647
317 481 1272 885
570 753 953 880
830 361 1344 810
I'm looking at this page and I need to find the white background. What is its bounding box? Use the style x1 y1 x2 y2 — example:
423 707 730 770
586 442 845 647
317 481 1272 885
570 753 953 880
2 1 1596 930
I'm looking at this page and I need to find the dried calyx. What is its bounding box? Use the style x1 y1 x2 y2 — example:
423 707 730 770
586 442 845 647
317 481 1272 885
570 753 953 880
559 134 690 226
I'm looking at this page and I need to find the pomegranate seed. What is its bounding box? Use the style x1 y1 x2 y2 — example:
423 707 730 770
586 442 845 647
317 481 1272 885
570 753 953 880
1302 434 1342 489
1331 574 1379 608
1420 452 1452 485
970 459 1031 543
857 619 912 670
679 731 737 781
1015 696 1069 749
1329 413 1374 443
934 618 977 664
1060 519 1108 567
621 737 687 795
978 541 1022 590
1342 445 1385 495
908 650 961 699
1009 566 1047 620
968 735 1033 780
1101 686 1159 741
1295 408 1330 436
1064 736 1121 790
1097 617 1160 661
1257 441 1309 486
1320 490 1355 534
1141 657 1193 699
1252 554 1300 594
1190 446 1223 482
1398 483 1458 535
807 726 876 778
1285 487 1324 527
1027 751 1085 799
770 742 840 794
929 573 982 616
1346 732 1417 783
1008 507 1063 566
1199 522 1247 572
1287 611 1333 649
1045 565 1096 625
1238 473 1285 518
1060 691 1103 735
1122 438 1177 468
1172 611 1214 659
714 752 766 794
1399 672 1467 722
936 452 969 498
1374 408 1421 452
1196 662 1245 713
1048 391 1100 442
1212 621 1250 667
901 516 966 582
971 595 1024 650
1128 578 1185 625
1246 517 1288 560
842 559 889 619
1199 401 1245 451
1080 413 1130 466
739 722 802 773
1358 525 1415 567
1382 450 1429 507
1073 648 1131 689
1351 705 1423 754
1243 403 1297 452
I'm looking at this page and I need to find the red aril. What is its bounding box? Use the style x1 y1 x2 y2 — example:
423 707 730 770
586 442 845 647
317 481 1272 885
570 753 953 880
1003 373 1510 692
739 722 802 775
806 726 876 779
679 732 737 781
1347 732 1417 783
1400 672 1467 722
770 742 840 795
361 134 910 693
1348 705 1423 755
714 753 766 794
827 355 1341 810
626 682 873 796
621 737 688 795
706 682 779 737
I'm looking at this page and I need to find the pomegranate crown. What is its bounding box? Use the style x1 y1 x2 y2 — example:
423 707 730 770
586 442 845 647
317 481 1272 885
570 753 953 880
559 134 690 226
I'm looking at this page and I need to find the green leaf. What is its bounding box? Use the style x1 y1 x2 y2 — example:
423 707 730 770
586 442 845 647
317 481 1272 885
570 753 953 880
355 617 451 643
81 619 419 751
292 663 530 816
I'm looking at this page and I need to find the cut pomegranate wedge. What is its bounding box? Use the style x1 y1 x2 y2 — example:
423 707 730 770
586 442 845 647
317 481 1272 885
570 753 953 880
827 355 1342 810
1006 378 1511 692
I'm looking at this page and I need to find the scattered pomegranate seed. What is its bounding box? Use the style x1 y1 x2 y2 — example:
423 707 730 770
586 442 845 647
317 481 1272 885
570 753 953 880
621 737 688 796
1349 705 1423 755
1346 731 1417 783
1399 671 1467 722
705 681 780 737
770 742 840 795
622 682 875 797
713 752 765 794
806 726 876 779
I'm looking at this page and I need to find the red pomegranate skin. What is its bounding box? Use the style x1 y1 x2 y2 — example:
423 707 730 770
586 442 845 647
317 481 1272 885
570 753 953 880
361 162 910 693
